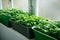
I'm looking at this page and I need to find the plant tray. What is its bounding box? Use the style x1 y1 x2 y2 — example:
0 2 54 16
32 28 57 40
0 15 11 27
10 20 34 39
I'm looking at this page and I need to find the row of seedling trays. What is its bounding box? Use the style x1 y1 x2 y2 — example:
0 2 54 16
0 9 60 40
10 20 58 40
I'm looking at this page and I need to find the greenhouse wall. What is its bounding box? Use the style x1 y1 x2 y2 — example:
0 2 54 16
0 0 29 12
0 0 2 9
2 0 11 8
37 0 60 20
13 0 29 12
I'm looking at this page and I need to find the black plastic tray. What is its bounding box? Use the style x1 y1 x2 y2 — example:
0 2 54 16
10 20 34 39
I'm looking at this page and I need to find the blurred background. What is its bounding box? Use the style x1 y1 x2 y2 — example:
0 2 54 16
0 0 60 20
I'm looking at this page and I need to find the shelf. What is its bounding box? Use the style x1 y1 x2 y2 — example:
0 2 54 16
0 23 34 40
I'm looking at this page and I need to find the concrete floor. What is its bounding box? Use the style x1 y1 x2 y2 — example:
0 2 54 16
0 23 34 40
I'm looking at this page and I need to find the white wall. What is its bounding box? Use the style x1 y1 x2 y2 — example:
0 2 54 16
2 0 10 9
0 0 29 12
37 0 60 20
0 0 12 9
13 0 29 12
0 0 2 9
